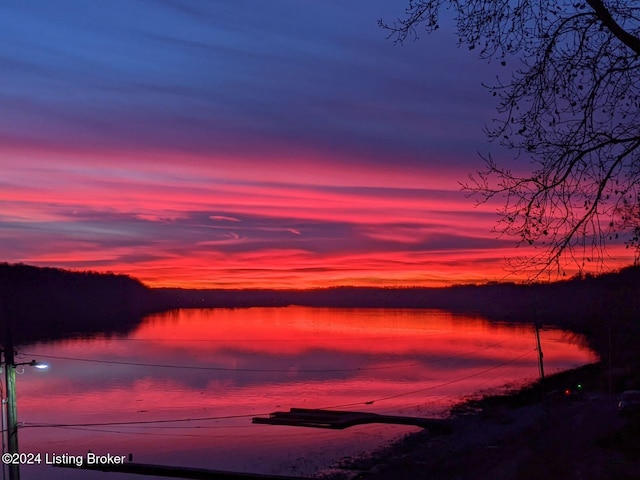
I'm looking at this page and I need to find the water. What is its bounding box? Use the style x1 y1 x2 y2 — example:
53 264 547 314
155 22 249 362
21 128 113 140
12 307 594 479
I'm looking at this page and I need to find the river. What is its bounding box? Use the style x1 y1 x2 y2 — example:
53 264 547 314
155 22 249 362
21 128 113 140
12 307 595 479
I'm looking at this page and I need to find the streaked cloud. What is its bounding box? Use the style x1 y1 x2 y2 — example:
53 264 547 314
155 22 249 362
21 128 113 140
0 0 633 287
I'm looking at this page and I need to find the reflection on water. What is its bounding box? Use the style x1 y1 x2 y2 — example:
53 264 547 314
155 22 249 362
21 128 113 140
15 307 595 479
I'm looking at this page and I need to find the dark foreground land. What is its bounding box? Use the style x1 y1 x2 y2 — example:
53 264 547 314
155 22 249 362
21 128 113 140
322 365 640 480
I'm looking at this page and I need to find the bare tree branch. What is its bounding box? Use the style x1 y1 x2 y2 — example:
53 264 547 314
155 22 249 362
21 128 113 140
383 1 640 280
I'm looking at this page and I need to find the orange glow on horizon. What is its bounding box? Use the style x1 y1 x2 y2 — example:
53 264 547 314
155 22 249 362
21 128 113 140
1 146 636 289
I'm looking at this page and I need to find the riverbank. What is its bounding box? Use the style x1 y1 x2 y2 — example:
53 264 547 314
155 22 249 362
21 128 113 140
321 363 640 479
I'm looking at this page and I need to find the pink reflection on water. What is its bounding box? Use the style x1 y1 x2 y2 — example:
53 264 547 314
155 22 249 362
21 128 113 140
15 307 595 478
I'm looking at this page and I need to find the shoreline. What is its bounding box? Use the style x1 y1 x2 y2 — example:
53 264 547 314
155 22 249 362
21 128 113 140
319 362 640 479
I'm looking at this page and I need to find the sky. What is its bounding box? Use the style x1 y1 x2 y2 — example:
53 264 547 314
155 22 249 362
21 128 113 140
1 0 634 289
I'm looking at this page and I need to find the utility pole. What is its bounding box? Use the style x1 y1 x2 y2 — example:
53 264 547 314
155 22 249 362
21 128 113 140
3 341 20 480
534 321 547 413
0 271 18 480
534 321 545 382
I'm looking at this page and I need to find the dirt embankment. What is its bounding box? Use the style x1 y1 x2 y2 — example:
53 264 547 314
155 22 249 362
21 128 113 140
323 366 640 480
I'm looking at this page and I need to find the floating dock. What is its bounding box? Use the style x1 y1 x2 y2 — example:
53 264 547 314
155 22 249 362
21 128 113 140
252 408 450 432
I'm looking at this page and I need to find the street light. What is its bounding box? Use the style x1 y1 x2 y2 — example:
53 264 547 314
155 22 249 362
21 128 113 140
21 360 49 370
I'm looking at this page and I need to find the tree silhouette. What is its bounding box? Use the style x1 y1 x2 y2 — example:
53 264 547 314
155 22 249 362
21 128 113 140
0 263 154 343
382 1 640 278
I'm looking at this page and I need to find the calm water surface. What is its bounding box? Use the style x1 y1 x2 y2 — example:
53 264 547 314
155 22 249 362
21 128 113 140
14 307 595 479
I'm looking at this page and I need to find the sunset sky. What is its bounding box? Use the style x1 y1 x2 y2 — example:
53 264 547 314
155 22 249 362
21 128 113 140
1 1 634 288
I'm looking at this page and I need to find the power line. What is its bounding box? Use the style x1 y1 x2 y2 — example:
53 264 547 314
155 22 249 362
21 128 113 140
19 335 526 374
18 353 425 373
22 412 266 429
21 348 537 431
382 358 537 415
53 425 206 438
38 424 359 440
319 348 538 409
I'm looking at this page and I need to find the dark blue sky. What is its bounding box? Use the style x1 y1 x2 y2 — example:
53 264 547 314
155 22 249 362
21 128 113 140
1 0 496 161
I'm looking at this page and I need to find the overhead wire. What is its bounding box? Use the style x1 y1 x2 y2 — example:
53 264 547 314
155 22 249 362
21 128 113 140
22 411 267 429
18 334 528 374
17 353 425 373
318 348 538 409
383 352 539 415
21 347 538 431
43 423 376 440
17 338 538 437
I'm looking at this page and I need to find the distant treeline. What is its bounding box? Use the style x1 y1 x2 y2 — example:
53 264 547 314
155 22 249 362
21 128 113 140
154 266 640 366
153 266 640 326
0 263 156 343
1 263 639 367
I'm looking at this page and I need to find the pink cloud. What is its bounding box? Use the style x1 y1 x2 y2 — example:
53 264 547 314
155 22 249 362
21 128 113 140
1 146 635 288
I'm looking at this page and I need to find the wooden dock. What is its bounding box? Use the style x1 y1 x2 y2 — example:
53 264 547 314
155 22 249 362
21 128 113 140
252 408 450 433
